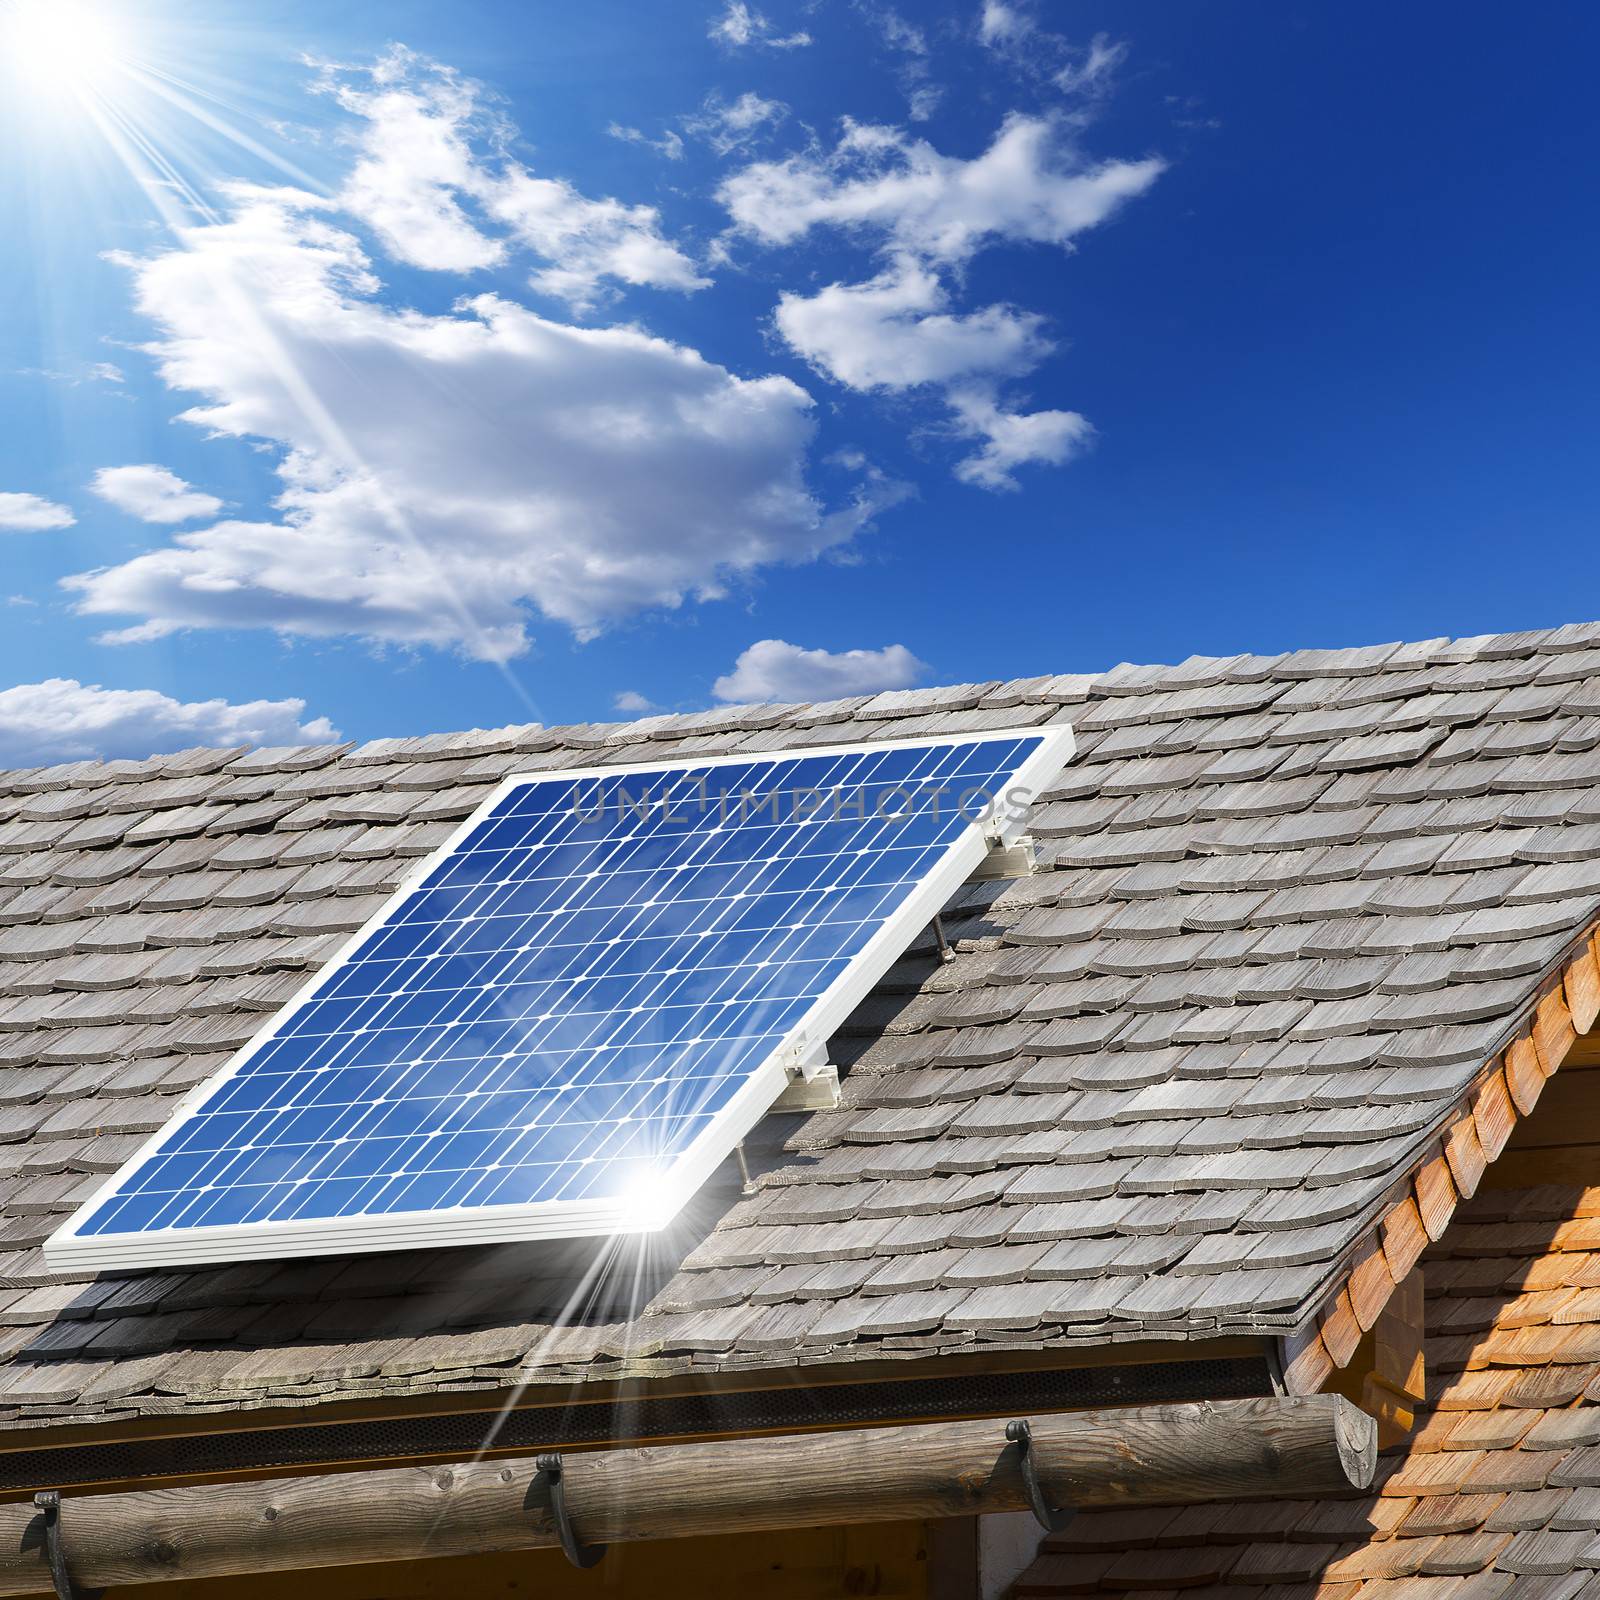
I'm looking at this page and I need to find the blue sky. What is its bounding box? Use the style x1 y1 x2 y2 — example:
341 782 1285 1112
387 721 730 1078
1 0 1597 764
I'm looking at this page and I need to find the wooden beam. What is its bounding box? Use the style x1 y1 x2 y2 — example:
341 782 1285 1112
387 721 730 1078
0 1397 1373 1596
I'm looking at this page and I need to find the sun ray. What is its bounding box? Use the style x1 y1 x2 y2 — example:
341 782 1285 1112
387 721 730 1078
2 0 546 721
127 62 329 192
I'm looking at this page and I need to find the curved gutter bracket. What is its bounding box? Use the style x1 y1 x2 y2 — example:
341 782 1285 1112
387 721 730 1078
1006 1420 1072 1534
535 1453 607 1569
31 1492 105 1600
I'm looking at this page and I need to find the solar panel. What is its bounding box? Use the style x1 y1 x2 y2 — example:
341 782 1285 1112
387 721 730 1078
47 727 1073 1271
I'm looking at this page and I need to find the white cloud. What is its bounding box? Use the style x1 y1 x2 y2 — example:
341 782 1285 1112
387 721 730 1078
778 267 1075 485
608 123 686 161
684 92 788 157
776 257 1049 390
712 638 926 702
948 386 1093 490
89 464 224 524
1055 35 1127 97
727 114 1158 490
978 3 1126 98
323 51 707 311
0 493 75 532
869 6 929 56
613 689 658 713
17 363 130 390
485 169 710 307
67 182 885 661
329 58 505 274
720 114 1162 264
709 1 811 50
0 678 337 768
857 4 943 122
978 0 1027 46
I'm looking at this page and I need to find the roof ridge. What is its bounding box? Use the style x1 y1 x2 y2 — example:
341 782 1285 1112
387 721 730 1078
4 618 1599 788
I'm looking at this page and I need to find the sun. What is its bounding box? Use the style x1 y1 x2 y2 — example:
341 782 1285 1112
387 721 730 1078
2 0 320 224
1 0 133 101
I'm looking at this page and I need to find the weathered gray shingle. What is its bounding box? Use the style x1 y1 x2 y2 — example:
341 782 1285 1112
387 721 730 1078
0 622 1597 1427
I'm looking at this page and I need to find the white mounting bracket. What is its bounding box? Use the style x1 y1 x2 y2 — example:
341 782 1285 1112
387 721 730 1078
773 1064 840 1111
771 1037 841 1110
970 831 1038 881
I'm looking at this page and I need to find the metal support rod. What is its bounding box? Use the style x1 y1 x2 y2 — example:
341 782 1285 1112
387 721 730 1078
535 1454 607 1569
931 913 954 963
30 1493 104 1600
734 1141 755 1194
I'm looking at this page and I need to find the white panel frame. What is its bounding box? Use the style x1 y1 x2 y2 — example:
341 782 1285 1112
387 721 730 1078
45 724 1075 1273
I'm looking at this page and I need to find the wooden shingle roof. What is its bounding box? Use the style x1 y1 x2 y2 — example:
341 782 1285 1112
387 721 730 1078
1015 1182 1600 1600
3 620 1600 1428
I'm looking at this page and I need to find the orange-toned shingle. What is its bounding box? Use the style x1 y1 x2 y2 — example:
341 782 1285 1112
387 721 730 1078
1384 1452 1486 1498
1323 1288 1365 1368
1534 987 1578 1078
1564 945 1600 1035
1013 1182 1600 1600
1383 1200 1432 1284
1322 1537 1442 1583
1397 1495 1507 1538
1415 1153 1460 1242
1504 1036 1546 1118
1470 1073 1517 1162
1445 1117 1488 1201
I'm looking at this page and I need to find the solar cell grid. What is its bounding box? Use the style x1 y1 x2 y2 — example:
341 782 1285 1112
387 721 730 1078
48 728 1073 1270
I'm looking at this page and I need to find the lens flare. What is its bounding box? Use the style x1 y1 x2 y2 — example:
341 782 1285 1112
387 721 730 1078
2 0 133 102
616 1165 682 1232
